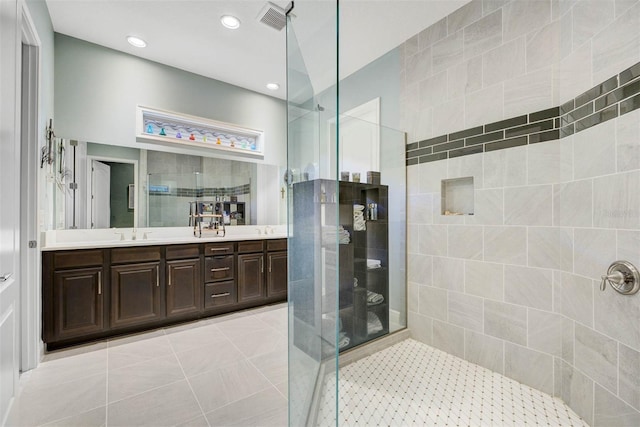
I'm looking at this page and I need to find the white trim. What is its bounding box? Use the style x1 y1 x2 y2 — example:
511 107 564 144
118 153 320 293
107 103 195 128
86 155 139 229
18 0 41 373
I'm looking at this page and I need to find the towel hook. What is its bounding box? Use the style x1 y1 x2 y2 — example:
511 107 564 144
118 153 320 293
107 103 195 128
600 260 640 295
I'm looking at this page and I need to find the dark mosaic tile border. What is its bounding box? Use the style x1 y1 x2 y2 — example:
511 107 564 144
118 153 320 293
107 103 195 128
149 184 251 197
406 62 640 166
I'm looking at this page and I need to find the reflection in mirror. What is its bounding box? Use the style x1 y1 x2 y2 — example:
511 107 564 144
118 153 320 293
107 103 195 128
52 140 278 229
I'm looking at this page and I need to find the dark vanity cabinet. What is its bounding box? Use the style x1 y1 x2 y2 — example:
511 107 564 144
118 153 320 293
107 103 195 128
110 247 163 329
266 239 288 299
45 250 106 342
166 245 202 318
42 238 287 350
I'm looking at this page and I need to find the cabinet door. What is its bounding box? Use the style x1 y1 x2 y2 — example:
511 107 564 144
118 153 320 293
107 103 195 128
111 262 162 328
166 259 202 318
237 253 264 302
267 251 287 299
52 267 105 340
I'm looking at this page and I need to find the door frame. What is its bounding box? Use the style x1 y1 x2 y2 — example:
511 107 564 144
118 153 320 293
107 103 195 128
86 155 139 229
19 0 41 373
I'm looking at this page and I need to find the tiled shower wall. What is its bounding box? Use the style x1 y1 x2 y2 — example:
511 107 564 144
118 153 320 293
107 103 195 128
402 0 640 425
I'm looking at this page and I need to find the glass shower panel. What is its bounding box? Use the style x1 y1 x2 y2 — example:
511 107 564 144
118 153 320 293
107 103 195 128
286 1 340 425
146 172 198 227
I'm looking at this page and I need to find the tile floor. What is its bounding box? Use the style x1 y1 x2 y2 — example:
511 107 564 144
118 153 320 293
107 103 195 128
8 306 592 427
317 339 589 427
6 303 288 427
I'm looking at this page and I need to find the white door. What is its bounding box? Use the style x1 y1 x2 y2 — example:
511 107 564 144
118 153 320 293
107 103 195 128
91 160 111 228
0 0 21 422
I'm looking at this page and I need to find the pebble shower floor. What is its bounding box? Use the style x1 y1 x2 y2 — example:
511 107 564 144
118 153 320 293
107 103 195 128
317 339 588 426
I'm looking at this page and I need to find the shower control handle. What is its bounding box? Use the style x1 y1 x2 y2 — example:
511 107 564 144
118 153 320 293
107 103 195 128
600 260 640 295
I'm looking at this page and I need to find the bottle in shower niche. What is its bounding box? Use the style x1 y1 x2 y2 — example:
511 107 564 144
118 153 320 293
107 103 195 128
368 203 378 221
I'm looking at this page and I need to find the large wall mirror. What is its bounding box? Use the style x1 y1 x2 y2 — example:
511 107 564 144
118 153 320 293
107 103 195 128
51 139 285 229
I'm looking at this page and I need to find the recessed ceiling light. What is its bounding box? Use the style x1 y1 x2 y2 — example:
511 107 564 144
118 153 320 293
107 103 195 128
266 83 280 91
126 36 147 48
220 15 241 29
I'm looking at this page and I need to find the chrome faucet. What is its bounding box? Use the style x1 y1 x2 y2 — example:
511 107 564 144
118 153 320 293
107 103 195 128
131 228 137 240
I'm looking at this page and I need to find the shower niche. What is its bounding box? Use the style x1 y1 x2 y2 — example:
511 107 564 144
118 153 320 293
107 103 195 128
441 176 474 216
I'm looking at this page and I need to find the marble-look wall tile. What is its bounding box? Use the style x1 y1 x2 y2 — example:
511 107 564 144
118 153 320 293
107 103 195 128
553 357 562 397
594 384 640 427
465 260 504 300
483 0 508 15
419 71 448 109
526 18 571 73
528 226 573 271
562 316 575 364
483 145 527 188
406 165 420 196
503 67 554 118
574 228 617 280
418 17 448 50
419 225 448 257
553 180 592 227
573 120 617 180
593 171 640 230
432 31 464 75
592 2 640 83
406 47 432 86
407 224 420 254
465 83 504 129
504 186 552 226
575 323 618 394
465 330 504 374
503 0 551 42
504 265 553 311
561 360 595 426
617 230 640 268
408 311 433 345
447 56 483 100
447 151 484 188
419 159 447 194
418 285 447 322
407 193 434 224
404 105 434 143
505 342 554 395
483 37 526 87
465 189 503 225
484 300 527 345
448 225 483 260
594 280 640 350
616 108 640 173
484 226 527 265
527 137 573 185
555 271 594 327
552 0 578 20
616 0 639 16
408 254 433 285
528 309 563 357
448 291 484 332
553 44 593 105
619 343 640 411
573 0 616 50
463 9 503 59
404 33 419 59
408 281 420 314
433 256 465 293
433 98 466 137
432 319 465 359
448 0 483 34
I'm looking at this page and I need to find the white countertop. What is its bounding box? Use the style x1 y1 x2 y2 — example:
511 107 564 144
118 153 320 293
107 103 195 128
42 226 287 251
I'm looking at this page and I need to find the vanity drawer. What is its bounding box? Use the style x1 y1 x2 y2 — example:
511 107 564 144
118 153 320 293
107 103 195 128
53 250 104 269
204 281 236 308
166 244 200 260
204 242 234 255
267 239 287 252
238 240 264 253
111 246 161 264
204 255 234 282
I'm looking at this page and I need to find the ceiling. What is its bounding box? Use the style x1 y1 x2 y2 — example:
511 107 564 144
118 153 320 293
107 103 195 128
45 0 468 100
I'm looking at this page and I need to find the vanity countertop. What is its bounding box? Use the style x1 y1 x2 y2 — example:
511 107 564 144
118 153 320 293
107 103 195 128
41 226 287 251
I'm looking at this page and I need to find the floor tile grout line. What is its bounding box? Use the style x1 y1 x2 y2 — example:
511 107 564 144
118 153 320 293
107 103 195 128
167 333 212 427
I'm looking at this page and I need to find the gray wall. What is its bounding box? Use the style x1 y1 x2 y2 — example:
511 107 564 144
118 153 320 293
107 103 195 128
54 34 286 166
403 1 640 425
